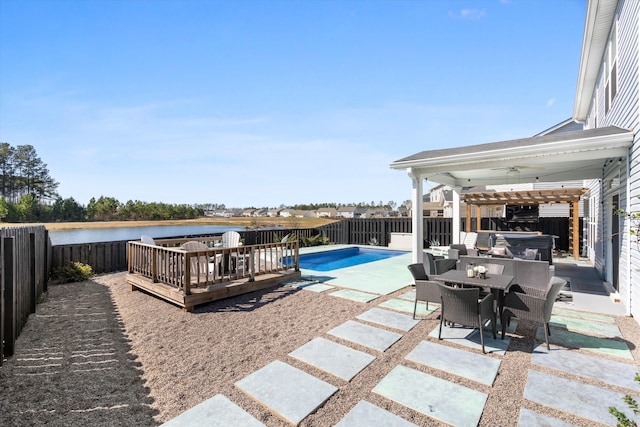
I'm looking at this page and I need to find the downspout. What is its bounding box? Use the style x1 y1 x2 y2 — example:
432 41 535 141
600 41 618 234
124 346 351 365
625 153 631 316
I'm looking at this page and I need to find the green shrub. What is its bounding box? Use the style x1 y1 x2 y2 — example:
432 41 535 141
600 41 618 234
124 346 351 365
51 262 95 283
301 233 330 247
609 373 640 426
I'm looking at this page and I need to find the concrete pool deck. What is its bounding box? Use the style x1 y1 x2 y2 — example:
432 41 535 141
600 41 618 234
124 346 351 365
163 246 638 426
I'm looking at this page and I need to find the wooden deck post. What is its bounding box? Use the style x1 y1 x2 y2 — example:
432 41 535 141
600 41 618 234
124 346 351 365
249 247 255 282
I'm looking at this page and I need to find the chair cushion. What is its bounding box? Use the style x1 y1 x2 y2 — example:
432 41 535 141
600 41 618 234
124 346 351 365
487 246 513 258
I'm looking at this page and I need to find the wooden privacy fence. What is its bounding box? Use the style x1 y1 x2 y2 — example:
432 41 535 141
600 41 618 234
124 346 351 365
49 217 579 276
51 240 129 274
1 225 49 366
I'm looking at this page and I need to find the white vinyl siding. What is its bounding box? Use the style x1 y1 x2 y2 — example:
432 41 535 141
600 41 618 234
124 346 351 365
584 0 639 316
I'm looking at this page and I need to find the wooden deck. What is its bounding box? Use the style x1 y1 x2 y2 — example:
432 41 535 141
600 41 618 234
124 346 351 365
126 238 301 311
127 269 301 311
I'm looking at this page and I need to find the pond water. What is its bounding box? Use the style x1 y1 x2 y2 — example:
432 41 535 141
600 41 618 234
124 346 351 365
49 225 245 245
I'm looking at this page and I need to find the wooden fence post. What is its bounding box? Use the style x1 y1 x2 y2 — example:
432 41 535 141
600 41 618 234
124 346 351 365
30 233 37 314
3 237 15 358
0 235 3 366
44 230 49 292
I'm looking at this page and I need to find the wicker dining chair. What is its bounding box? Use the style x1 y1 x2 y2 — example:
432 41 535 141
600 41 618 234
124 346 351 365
407 263 441 319
437 283 496 353
501 278 566 350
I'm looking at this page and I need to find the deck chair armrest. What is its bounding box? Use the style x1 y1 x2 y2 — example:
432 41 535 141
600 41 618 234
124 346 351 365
503 292 546 317
508 284 547 299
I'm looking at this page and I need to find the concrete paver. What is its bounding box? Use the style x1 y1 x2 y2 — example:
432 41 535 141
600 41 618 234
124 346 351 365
406 340 501 386
335 401 418 427
518 408 579 427
524 369 633 426
329 289 380 303
161 394 266 427
532 345 640 391
235 360 338 425
328 320 403 352
373 365 487 426
289 337 375 381
356 307 421 332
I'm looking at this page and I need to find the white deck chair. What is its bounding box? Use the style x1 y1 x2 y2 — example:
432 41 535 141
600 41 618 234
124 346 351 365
141 235 156 245
181 241 219 283
462 232 478 250
221 231 241 247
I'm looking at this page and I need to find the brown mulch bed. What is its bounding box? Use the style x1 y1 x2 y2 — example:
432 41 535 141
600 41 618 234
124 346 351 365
1 272 639 426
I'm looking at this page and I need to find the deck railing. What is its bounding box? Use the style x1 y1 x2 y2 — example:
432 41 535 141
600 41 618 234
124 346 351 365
128 239 299 294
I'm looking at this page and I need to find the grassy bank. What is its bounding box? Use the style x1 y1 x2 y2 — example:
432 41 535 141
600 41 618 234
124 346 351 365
12 217 338 231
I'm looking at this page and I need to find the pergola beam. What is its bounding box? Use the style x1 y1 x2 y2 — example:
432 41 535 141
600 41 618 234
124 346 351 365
461 187 588 260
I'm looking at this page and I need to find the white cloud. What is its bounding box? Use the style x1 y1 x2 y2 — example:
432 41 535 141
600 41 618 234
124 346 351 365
449 9 486 21
547 97 556 107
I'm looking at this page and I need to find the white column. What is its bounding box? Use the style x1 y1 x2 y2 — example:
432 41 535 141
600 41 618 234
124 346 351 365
409 169 424 264
452 187 461 244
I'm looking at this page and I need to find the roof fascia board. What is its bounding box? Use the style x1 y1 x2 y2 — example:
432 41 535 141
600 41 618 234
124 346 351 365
390 131 632 170
573 0 618 120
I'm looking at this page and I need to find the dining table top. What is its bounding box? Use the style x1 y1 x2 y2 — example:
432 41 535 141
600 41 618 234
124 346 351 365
432 269 514 291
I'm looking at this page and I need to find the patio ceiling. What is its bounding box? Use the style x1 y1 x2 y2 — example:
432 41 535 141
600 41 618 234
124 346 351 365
390 126 633 187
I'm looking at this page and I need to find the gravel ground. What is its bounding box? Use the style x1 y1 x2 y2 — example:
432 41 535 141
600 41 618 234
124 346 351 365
1 272 639 426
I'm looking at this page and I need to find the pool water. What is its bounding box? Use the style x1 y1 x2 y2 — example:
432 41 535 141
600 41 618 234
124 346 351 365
299 247 406 272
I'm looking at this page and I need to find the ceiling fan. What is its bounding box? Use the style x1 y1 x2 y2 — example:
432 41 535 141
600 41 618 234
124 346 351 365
490 165 545 173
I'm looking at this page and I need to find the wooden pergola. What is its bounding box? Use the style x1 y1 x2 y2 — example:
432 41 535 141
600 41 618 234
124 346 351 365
461 188 588 260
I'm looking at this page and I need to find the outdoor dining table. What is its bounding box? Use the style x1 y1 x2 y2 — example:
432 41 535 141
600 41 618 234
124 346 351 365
432 269 515 322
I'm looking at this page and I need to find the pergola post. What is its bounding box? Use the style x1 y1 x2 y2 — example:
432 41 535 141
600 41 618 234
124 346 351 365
571 201 580 260
476 204 482 232
465 204 471 232
452 188 461 244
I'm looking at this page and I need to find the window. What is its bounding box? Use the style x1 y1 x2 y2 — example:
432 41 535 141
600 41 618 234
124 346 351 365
605 21 618 113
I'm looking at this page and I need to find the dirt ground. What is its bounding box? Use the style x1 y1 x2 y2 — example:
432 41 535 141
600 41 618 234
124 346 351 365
1 272 639 426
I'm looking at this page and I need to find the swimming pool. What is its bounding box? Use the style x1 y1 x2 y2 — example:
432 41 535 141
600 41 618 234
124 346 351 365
299 247 406 272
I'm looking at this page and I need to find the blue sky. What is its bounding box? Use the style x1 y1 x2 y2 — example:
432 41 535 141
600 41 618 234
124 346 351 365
1 0 586 208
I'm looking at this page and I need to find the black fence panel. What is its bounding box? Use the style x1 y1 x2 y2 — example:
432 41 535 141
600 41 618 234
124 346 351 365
1 225 49 364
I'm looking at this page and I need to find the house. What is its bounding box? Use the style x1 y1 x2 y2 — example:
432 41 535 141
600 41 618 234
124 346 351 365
390 0 639 317
252 209 266 217
407 195 444 217
362 207 389 218
317 207 338 218
267 209 282 217
337 206 362 219
279 209 295 218
397 206 409 217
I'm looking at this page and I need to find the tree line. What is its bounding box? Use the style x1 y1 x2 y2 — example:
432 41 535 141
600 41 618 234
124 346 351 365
0 142 206 223
0 142 403 223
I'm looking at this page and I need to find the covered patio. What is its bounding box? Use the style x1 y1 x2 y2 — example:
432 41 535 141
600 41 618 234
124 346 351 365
389 126 634 272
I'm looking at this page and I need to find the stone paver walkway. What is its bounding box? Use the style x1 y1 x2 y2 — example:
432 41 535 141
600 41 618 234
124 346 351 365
163 279 640 426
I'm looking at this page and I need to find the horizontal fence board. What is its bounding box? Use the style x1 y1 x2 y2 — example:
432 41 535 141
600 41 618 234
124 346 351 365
49 217 578 276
